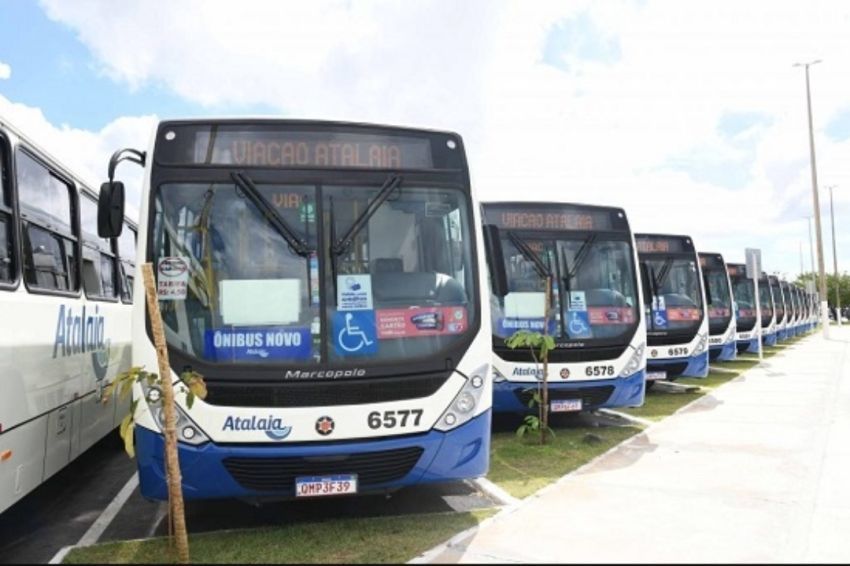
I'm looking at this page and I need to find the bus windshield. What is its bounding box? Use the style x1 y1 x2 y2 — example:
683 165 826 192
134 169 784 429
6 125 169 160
731 276 756 328
758 278 774 326
770 278 785 322
703 266 732 329
152 181 475 367
643 256 703 333
490 233 639 343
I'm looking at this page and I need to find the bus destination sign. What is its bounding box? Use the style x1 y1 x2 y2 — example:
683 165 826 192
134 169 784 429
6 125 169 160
635 236 689 254
482 205 616 232
188 130 434 169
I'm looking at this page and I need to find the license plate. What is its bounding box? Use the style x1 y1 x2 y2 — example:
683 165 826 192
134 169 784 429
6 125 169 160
550 399 582 412
646 371 667 381
295 475 358 498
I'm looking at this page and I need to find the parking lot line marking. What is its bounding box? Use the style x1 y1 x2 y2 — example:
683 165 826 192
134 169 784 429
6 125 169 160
597 408 653 428
469 477 520 506
77 472 139 547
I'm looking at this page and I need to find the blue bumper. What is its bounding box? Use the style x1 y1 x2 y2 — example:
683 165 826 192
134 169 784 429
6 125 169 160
709 340 737 362
647 352 709 378
762 331 777 347
493 370 645 413
777 328 788 341
135 410 491 501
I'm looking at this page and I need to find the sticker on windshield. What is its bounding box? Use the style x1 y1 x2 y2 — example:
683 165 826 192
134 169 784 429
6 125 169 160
204 327 312 361
333 310 378 356
588 307 635 325
496 317 557 335
569 291 587 311
652 309 669 328
337 275 373 311
310 253 320 306
668 307 701 321
376 306 467 339
567 310 593 339
157 256 189 301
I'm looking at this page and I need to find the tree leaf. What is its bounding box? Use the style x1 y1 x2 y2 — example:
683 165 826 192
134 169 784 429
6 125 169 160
119 413 136 458
186 390 195 410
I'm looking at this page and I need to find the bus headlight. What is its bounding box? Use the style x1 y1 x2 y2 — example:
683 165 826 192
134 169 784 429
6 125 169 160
693 333 708 355
142 380 209 446
618 343 645 378
435 364 488 432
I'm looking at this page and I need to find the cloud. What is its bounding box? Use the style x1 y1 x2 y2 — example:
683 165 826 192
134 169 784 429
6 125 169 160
0 61 10 80
32 0 850 275
0 95 155 218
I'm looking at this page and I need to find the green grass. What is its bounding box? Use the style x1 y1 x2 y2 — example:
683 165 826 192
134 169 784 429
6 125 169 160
64 510 495 564
488 423 641 499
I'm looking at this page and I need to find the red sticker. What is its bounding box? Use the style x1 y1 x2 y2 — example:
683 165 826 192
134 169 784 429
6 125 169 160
667 307 702 321
588 307 636 325
709 307 731 318
376 306 468 339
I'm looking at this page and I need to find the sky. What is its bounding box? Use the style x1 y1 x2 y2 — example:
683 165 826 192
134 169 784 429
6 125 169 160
1 0 849 280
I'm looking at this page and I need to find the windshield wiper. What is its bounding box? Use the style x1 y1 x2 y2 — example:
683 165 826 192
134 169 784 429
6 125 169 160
653 258 674 289
331 174 403 257
231 171 312 257
506 231 551 279
566 234 597 280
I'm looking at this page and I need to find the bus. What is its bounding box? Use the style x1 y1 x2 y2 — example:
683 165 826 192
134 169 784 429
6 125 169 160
481 202 646 413
698 253 736 362
0 117 135 514
769 276 788 342
727 263 760 352
97 119 491 501
757 274 777 348
636 234 709 384
787 282 801 337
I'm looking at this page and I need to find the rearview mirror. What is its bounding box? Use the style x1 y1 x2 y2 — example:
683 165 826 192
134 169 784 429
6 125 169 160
98 181 125 238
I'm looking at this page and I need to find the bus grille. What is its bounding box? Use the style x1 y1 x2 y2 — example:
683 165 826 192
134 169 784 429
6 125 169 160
515 386 615 409
204 374 447 408
709 348 722 361
222 447 425 493
649 361 690 377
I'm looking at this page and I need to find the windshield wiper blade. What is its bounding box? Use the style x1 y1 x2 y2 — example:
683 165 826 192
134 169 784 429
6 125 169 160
331 174 403 257
654 258 674 289
567 234 597 280
231 171 312 257
506 231 551 279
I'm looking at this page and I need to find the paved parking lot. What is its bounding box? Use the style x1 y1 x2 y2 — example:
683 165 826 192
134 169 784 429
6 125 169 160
421 328 850 563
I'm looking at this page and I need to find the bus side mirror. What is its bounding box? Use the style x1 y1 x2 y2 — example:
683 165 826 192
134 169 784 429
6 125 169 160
98 181 125 238
702 273 713 304
482 224 508 297
639 262 653 306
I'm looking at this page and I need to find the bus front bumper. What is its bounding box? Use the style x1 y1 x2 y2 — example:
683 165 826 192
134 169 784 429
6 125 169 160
492 370 645 413
135 410 491 501
647 352 709 379
709 340 737 362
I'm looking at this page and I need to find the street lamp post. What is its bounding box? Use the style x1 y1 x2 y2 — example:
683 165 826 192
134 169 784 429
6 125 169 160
794 59 830 338
827 184 841 325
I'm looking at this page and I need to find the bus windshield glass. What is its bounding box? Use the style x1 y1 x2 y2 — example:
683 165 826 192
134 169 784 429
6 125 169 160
770 278 785 322
701 261 732 329
758 278 774 325
151 180 475 367
483 204 639 345
642 256 703 333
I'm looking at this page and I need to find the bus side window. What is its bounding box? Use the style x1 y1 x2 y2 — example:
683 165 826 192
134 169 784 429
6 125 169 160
79 194 119 300
17 150 79 293
0 141 14 284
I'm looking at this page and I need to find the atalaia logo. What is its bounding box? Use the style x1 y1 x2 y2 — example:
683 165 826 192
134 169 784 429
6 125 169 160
222 415 292 441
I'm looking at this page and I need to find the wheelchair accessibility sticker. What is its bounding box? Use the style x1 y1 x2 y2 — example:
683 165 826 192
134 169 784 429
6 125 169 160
333 310 378 356
567 310 593 339
652 309 669 328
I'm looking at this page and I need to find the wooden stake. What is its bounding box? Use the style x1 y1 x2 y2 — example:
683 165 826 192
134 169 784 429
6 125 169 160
142 263 190 564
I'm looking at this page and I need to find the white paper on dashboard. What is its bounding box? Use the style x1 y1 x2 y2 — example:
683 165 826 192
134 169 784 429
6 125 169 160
503 292 546 318
219 279 301 326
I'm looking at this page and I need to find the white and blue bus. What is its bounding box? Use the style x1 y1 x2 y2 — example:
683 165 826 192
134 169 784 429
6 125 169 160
769 276 788 343
636 234 709 383
727 263 760 352
698 253 737 362
481 202 646 414
97 119 492 501
756 274 777 349
0 118 135 514
789 284 802 336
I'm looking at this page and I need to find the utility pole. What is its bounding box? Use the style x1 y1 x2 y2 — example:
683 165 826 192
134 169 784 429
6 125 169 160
827 184 841 325
794 59 829 338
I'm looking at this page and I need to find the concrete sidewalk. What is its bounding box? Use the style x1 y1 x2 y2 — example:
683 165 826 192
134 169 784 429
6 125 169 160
423 327 850 563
